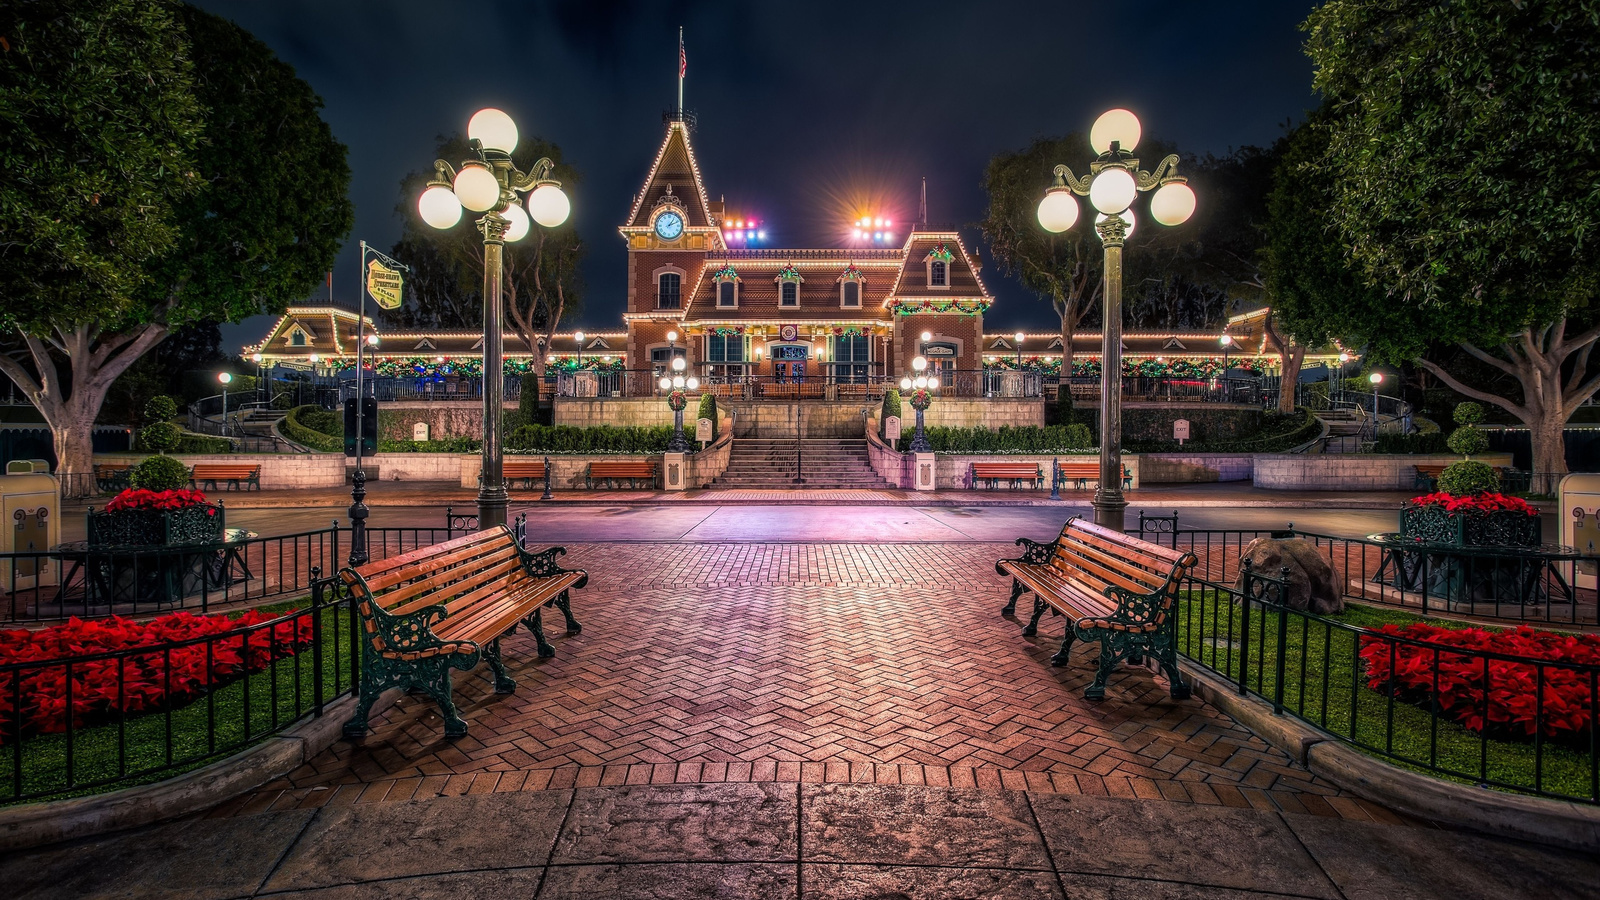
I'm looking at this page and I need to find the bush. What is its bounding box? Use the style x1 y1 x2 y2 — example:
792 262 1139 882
143 395 178 423
1372 432 1449 454
896 424 1093 454
697 393 718 442
282 405 343 453
519 372 546 426
378 438 482 453
1125 409 1320 453
505 424 673 454
1453 401 1487 425
1446 425 1490 457
129 455 191 492
175 434 234 454
138 421 182 454
1438 460 1499 497
880 389 902 441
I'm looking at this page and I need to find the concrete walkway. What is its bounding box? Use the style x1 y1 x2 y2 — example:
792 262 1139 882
5 783 1596 899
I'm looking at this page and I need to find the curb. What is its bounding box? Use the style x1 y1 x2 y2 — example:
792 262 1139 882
0 692 392 853
1185 665 1600 853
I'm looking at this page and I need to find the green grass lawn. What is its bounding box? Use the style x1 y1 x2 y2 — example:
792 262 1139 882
1 601 353 805
1177 593 1599 802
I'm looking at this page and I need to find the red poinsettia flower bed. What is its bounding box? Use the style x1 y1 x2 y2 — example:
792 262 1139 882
1408 492 1539 516
1360 623 1600 742
104 488 214 514
0 609 312 744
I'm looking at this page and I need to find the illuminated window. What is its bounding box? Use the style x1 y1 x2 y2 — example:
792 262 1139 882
930 261 947 286
780 282 798 307
719 281 736 307
658 273 681 309
842 282 860 307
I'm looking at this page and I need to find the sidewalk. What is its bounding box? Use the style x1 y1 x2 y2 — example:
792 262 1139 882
65 481 1417 511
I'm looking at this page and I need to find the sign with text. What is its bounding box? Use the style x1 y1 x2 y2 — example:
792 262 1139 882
1173 419 1190 444
885 416 902 441
696 418 713 442
366 258 404 309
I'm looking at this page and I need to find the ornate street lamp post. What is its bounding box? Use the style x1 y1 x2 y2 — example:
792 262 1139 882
416 108 571 529
1219 333 1232 401
575 330 584 369
217 372 232 435
659 356 698 453
899 355 937 453
1037 109 1196 531
1335 351 1350 403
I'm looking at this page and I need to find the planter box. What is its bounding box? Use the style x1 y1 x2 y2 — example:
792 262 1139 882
1398 503 1541 548
87 504 225 549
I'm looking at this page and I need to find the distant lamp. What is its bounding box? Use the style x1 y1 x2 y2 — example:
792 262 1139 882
1219 334 1233 348
1369 372 1383 386
900 377 913 391
366 334 379 347
671 356 687 372
250 353 263 364
686 376 700 391
418 185 463 229
920 331 932 342
659 376 673 390
912 356 927 372
1339 352 1351 363
217 372 232 385
667 330 679 343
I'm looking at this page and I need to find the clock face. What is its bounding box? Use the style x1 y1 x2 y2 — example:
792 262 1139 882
654 210 684 241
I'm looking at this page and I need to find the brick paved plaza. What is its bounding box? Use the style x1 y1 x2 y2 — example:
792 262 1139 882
222 541 1392 822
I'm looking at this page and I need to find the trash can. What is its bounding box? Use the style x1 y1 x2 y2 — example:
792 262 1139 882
2 459 60 593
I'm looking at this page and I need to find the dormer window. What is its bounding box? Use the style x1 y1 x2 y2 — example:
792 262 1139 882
925 244 955 291
776 264 803 308
289 330 307 347
839 265 864 308
712 265 740 308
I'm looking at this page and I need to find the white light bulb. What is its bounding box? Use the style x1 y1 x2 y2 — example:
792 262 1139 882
671 356 686 372
418 185 463 229
217 372 232 385
1036 189 1080 233
920 331 931 341
899 377 912 390
1150 181 1197 226
367 334 379 346
1090 108 1141 154
667 331 679 342
686 377 700 390
659 376 673 389
912 356 927 371
452 164 501 212
928 377 939 390
1089 167 1137 215
1095 210 1137 240
500 202 530 242
915 376 928 389
527 183 570 228
467 108 518 153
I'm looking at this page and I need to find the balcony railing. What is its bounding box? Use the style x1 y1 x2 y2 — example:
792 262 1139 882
553 369 1044 400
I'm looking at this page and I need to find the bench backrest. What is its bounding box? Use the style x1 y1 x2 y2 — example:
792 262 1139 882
503 459 547 473
972 463 1040 475
591 460 654 475
194 464 259 474
341 527 526 622
1052 519 1196 625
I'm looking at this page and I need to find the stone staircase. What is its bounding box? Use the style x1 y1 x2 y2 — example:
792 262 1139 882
707 438 896 490
1314 409 1366 454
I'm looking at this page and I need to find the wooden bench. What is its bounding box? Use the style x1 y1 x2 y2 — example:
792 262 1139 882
1414 463 1448 490
503 458 548 490
1054 461 1134 491
94 462 133 494
971 462 1044 490
587 460 655 489
996 518 1197 700
190 463 261 491
338 527 587 738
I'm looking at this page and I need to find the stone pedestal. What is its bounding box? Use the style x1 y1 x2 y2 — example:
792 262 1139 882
914 452 937 491
663 452 687 491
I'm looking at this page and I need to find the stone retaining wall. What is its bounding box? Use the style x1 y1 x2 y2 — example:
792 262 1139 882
1138 453 1255 483
1253 452 1513 491
934 454 1140 492
92 453 346 490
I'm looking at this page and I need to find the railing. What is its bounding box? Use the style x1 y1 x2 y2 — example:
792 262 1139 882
1 581 357 803
555 369 1043 400
1133 519 1600 627
1176 568 1600 805
1049 375 1267 406
338 374 527 403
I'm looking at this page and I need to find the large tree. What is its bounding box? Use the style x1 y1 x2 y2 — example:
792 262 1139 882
391 135 583 374
0 2 351 492
1303 0 1600 475
980 134 1102 373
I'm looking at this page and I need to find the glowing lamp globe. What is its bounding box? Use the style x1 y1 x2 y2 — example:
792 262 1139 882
250 353 262 363
686 377 700 391
1370 373 1383 385
527 183 570 228
671 356 686 372
667 330 679 343
1014 332 1025 343
1090 108 1141 154
500 202 531 242
467 108 518 153
659 376 673 390
900 377 912 391
452 164 501 212
1339 352 1351 363
912 356 927 372
367 334 379 346
217 372 232 385
1095 210 1137 240
575 331 585 343
672 375 685 389
1219 334 1232 347
920 331 932 342
928 377 940 390
1150 181 1197 226
914 376 928 390
418 185 463 229
1089 167 1137 215
1036 189 1079 233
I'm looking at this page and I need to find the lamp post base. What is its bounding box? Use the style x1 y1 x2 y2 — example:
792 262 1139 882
477 488 509 531
347 466 369 567
1091 489 1128 532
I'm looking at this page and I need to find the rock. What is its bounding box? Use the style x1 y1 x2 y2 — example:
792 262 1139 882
1233 537 1344 615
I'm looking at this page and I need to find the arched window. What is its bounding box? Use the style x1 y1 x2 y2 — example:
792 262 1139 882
924 244 955 291
780 282 798 307
290 331 307 347
929 261 947 286
842 282 860 307
658 272 681 309
718 281 737 307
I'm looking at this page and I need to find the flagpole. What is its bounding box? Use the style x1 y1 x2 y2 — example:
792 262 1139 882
677 26 684 116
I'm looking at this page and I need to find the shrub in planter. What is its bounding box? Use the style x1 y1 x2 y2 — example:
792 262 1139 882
138 421 182 454
1400 489 1540 548
1438 460 1499 497
880 389 902 440
1446 401 1490 458
144 395 178 423
90 487 222 547
129 454 191 491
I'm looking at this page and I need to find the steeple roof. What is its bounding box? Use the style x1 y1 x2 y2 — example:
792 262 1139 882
624 119 713 229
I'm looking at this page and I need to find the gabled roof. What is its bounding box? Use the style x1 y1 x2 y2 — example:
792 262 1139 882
623 120 714 229
679 250 903 323
247 307 371 356
885 231 992 303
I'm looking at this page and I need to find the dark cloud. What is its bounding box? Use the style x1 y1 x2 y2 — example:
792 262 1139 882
196 0 1318 347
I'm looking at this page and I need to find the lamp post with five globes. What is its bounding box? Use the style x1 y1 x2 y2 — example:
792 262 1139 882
1037 109 1196 531
899 355 938 453
415 109 571 530
659 357 699 453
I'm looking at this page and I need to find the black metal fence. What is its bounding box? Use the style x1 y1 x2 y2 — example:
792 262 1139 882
1175 568 1600 804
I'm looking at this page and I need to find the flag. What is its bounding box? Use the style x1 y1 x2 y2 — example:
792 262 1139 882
679 32 686 78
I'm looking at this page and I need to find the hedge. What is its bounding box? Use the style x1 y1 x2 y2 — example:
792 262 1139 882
133 429 234 455
282 405 342 453
378 438 482 453
506 424 673 454
895 424 1093 454
1126 409 1320 453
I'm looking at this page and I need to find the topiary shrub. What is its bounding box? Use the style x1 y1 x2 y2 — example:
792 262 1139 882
1438 460 1499 497
520 372 546 426
129 454 191 492
697 393 718 442
880 389 902 440
1446 401 1489 458
1453 401 1486 425
139 421 182 454
144 395 178 422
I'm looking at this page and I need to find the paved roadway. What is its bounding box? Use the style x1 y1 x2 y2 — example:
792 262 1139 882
212 503 1399 544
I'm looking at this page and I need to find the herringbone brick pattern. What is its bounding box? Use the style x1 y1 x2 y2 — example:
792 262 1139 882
223 542 1391 822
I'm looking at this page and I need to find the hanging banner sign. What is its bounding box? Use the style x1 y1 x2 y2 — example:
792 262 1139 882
366 258 404 309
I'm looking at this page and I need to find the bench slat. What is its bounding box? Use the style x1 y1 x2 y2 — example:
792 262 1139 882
1064 518 1192 567
383 554 526 618
358 532 516 590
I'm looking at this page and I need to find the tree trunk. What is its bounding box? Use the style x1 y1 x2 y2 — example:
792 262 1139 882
1530 412 1567 483
1279 346 1305 415
53 416 97 499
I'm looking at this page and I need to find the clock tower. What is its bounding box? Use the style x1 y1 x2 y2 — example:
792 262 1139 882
619 117 723 376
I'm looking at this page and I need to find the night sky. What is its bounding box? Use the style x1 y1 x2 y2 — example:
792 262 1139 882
195 0 1320 349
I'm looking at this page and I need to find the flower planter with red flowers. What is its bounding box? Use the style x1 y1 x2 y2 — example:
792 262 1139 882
84 489 227 607
1384 492 1545 607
